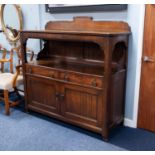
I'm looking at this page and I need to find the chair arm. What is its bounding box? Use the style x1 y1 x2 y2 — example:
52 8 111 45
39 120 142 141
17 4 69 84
16 65 23 71
0 59 11 63
0 47 7 59
12 65 23 88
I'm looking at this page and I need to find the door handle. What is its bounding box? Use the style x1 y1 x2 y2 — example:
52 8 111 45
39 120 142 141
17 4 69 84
55 93 65 101
55 93 59 101
143 56 155 63
59 94 65 100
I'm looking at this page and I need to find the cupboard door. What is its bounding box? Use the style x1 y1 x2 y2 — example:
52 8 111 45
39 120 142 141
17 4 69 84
26 76 60 114
61 84 103 128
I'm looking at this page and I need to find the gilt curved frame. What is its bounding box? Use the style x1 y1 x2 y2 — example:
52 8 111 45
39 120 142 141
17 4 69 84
0 4 23 43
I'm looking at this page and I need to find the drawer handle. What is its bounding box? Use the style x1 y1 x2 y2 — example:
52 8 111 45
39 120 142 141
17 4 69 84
28 68 32 73
64 74 69 81
55 93 65 101
49 72 55 78
91 79 97 87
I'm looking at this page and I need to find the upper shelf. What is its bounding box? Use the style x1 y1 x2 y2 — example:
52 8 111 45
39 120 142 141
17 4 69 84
21 17 131 36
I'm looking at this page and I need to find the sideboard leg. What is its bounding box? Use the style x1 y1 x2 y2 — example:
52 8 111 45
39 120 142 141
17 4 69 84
24 99 29 113
102 129 109 141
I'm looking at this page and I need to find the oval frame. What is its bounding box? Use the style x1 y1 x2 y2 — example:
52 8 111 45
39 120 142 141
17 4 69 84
0 4 23 43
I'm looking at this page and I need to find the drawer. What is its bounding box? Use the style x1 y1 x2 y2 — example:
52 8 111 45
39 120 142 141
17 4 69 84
59 72 103 88
26 65 103 88
26 65 59 79
82 76 103 88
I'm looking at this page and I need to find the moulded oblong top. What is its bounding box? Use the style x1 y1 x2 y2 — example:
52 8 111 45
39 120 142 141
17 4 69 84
44 16 131 35
20 17 131 36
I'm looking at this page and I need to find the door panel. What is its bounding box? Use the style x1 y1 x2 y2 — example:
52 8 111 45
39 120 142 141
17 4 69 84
138 4 155 131
61 84 103 127
26 76 60 114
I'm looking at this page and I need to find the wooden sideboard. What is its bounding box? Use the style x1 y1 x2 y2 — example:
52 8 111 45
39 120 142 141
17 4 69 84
20 17 131 140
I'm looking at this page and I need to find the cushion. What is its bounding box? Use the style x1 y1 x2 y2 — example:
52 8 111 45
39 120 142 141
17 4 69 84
0 73 23 90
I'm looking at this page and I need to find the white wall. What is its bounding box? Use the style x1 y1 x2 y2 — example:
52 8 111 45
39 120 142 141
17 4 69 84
0 4 145 127
125 4 145 126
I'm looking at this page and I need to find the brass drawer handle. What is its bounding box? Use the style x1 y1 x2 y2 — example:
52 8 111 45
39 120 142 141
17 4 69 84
64 74 69 81
28 68 32 73
49 72 55 78
91 79 97 87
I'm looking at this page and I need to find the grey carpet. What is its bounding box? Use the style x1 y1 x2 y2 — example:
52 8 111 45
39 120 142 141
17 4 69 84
0 104 126 151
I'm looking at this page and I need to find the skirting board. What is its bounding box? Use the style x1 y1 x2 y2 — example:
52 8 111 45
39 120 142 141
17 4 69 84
124 118 136 128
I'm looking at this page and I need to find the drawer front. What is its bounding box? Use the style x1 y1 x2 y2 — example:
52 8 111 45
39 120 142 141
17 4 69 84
26 65 59 79
59 72 103 88
26 65 103 89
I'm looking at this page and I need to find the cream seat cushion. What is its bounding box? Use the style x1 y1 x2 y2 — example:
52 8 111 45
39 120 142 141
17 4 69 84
0 73 23 90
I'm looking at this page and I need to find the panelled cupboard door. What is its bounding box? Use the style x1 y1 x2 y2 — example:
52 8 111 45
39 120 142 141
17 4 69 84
61 84 103 128
138 4 155 132
26 76 60 115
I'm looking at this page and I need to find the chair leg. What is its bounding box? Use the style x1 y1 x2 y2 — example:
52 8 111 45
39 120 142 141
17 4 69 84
1 62 4 73
4 90 10 115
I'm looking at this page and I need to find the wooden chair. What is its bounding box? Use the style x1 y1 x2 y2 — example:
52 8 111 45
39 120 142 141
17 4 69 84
0 46 34 115
0 45 13 73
